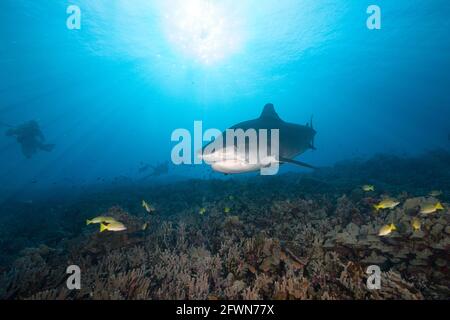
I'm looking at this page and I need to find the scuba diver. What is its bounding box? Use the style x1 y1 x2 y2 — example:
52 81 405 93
4 120 55 158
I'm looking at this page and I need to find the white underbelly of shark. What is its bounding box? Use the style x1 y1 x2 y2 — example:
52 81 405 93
202 147 277 174
211 160 262 174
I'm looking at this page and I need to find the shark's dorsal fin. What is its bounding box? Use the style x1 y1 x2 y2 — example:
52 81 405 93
260 103 281 120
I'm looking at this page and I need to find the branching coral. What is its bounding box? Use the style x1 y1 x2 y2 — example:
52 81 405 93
0 155 448 301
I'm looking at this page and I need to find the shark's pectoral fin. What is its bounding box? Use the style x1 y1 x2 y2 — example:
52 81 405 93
279 157 316 170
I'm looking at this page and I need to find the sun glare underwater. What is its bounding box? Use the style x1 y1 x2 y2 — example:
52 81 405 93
0 0 449 301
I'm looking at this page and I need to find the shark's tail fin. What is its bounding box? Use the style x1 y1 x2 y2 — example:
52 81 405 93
308 115 316 150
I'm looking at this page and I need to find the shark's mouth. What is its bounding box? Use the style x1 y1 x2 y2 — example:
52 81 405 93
201 148 279 174
200 148 240 164
211 159 262 174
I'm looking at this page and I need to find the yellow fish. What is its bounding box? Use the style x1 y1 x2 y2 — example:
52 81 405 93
373 199 400 211
100 221 126 232
378 223 397 236
142 222 149 231
362 185 375 192
199 207 206 215
428 190 442 197
142 200 155 213
86 216 117 225
224 207 231 214
411 217 421 231
420 202 444 214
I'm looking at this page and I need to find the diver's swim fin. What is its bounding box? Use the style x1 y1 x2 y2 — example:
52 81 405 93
279 157 316 170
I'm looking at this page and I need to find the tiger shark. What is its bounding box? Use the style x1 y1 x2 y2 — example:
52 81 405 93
200 103 317 174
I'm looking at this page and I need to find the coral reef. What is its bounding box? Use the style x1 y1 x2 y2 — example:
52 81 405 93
0 151 449 300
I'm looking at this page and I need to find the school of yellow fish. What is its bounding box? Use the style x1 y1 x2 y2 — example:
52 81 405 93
85 188 445 240
371 189 445 237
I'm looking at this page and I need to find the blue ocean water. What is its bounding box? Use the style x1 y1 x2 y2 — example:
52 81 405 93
1 0 449 193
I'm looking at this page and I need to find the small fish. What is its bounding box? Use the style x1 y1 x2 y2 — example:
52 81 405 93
411 217 421 231
420 202 444 214
362 185 375 192
229 195 234 200
224 207 231 214
86 216 117 225
428 190 443 197
142 222 149 231
373 199 400 211
100 221 126 232
378 223 397 236
199 207 206 215
142 200 155 213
